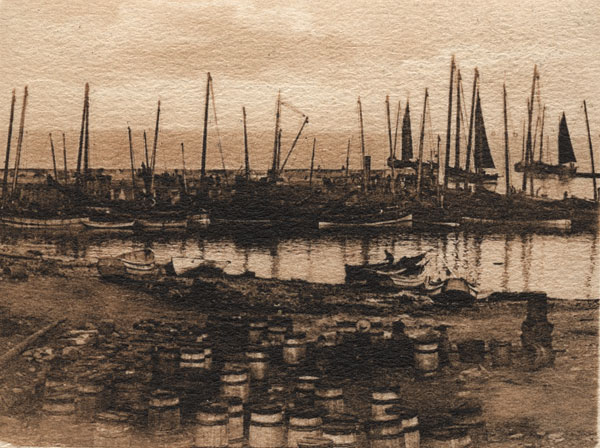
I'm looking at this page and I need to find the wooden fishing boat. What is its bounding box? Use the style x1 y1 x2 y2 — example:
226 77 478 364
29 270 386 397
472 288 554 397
0 216 90 229
345 253 426 284
83 219 135 230
136 218 187 230
381 267 428 289
461 216 571 231
318 214 412 230
424 277 478 306
118 249 156 275
169 257 229 277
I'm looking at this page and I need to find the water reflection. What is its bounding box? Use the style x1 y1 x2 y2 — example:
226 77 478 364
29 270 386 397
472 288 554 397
0 229 598 300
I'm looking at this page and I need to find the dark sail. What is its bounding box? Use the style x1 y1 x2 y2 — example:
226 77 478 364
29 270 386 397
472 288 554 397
401 101 413 161
558 113 576 164
474 93 495 170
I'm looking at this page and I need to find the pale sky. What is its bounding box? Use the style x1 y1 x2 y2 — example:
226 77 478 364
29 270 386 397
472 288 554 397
0 0 599 168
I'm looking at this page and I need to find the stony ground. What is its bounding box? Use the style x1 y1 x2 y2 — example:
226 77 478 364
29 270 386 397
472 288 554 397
0 268 597 447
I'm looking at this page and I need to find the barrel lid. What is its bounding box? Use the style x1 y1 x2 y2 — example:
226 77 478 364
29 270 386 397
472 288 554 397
297 375 320 382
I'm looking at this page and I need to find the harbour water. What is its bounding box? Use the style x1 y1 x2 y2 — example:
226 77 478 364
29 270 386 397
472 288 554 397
1 227 598 300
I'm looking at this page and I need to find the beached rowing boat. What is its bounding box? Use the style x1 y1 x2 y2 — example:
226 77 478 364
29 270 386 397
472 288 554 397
118 249 156 275
318 214 412 230
0 216 90 229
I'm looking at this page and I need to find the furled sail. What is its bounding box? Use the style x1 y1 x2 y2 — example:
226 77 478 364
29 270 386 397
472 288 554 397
474 93 495 170
558 112 576 164
401 101 413 161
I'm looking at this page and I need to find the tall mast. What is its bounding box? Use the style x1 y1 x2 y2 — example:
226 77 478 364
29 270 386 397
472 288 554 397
11 86 28 197
270 91 281 179
242 107 250 179
538 105 546 162
276 128 282 175
201 72 211 181
454 69 462 170
345 138 350 178
76 83 89 182
464 68 479 175
443 56 456 190
436 135 441 202
143 130 149 168
49 133 58 181
127 126 136 199
386 95 395 193
416 88 428 198
62 133 68 183
150 99 161 195
503 83 510 196
309 137 316 188
2 89 16 203
358 97 367 192
523 65 538 192
83 88 90 185
393 100 401 158
583 100 597 202
181 142 188 194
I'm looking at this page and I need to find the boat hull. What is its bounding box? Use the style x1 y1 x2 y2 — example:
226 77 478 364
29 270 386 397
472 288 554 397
0 216 90 229
461 216 571 231
83 220 135 230
319 214 412 230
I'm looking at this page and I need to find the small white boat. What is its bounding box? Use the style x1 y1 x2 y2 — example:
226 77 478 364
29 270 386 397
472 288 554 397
380 268 427 289
170 257 229 276
318 214 412 230
136 218 187 230
118 249 156 275
0 216 89 229
461 216 571 231
83 220 135 230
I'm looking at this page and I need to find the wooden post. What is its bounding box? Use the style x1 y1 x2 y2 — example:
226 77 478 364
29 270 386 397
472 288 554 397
464 68 478 183
243 106 250 180
345 138 350 179
62 132 68 183
583 100 597 202
11 86 28 197
443 56 456 190
201 73 211 181
150 99 161 195
2 89 16 203
503 83 510 196
454 69 462 171
416 89 428 198
127 126 136 199
49 133 58 181
181 142 188 194
358 97 367 192
309 138 316 188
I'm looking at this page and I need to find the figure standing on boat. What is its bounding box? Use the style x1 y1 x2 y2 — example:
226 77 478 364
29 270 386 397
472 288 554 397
384 249 395 264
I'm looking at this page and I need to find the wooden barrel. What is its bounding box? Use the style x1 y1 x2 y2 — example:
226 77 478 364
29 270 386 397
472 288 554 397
457 340 486 364
248 403 285 448
287 408 323 448
42 393 76 419
314 382 344 415
227 397 245 448
180 344 206 370
321 420 359 448
297 437 334 448
413 336 439 378
249 320 269 344
75 380 105 422
148 389 181 433
367 418 403 448
93 411 132 448
195 403 229 448
370 388 400 421
387 407 419 448
221 367 250 403
283 332 308 366
247 347 270 381
296 375 320 394
268 325 289 346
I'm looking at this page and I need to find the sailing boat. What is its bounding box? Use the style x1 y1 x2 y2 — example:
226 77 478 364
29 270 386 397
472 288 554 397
387 101 419 171
515 113 577 178
470 93 498 183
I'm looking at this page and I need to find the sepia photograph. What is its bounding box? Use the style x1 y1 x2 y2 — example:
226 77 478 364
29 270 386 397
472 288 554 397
0 1 598 447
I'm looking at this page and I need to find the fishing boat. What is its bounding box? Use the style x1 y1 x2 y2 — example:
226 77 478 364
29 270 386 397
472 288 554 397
424 277 478 306
136 218 187 230
387 100 418 170
118 249 156 275
83 219 135 230
345 253 426 284
381 267 428 289
515 113 577 178
0 216 90 229
168 257 230 277
461 216 571 231
318 213 412 230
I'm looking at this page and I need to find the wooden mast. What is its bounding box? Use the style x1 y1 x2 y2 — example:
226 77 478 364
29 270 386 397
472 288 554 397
583 100 597 202
150 99 161 195
242 107 250 180
436 134 441 203
454 69 462 171
181 142 188 194
2 89 16 203
503 83 510 196
358 96 367 192
385 95 395 193
83 87 90 188
345 138 350 179
49 133 58 181
443 56 456 190
523 65 537 192
127 126 136 199
201 73 211 181
76 83 89 186
309 137 316 188
11 86 28 198
393 100 401 159
143 130 149 168
62 133 68 183
538 105 546 162
464 68 478 179
270 91 281 180
416 88 428 198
